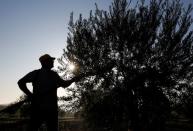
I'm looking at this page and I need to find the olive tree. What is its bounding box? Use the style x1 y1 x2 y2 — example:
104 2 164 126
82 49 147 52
58 0 193 131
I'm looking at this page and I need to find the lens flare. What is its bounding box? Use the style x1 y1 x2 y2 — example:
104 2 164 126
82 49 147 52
69 64 75 71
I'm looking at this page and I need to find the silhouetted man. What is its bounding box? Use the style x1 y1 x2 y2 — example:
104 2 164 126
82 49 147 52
18 54 80 131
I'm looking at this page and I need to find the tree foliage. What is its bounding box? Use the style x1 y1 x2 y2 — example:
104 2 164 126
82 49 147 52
59 0 193 131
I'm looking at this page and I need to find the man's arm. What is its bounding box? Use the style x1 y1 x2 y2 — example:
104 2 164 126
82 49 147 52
57 70 102 88
18 79 33 98
17 71 37 98
57 75 82 88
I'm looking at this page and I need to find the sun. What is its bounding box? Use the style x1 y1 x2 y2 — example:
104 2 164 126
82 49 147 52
69 63 75 71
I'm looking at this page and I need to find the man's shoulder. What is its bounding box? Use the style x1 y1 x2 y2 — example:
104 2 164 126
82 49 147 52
25 69 41 77
30 69 41 74
39 69 59 76
50 70 59 76
19 69 41 82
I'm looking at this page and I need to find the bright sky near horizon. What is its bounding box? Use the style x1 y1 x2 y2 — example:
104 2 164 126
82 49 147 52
0 0 193 105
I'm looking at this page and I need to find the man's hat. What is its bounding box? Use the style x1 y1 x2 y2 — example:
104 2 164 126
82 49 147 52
39 54 55 63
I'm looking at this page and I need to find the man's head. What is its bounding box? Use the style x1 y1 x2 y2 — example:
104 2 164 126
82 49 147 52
39 54 55 69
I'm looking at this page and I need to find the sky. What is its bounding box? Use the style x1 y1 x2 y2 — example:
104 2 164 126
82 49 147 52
0 0 193 105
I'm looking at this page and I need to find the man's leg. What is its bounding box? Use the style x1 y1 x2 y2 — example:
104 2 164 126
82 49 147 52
29 109 43 131
46 110 58 131
29 119 42 131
